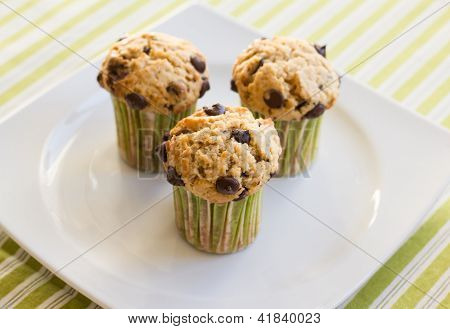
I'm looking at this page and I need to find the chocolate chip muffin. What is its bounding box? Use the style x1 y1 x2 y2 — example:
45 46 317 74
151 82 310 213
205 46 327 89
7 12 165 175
162 105 281 253
97 32 210 172
231 36 340 176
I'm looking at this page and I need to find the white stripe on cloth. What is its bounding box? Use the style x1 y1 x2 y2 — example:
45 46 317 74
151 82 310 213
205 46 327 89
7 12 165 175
0 266 53 308
375 33 450 96
418 268 449 309
371 222 449 308
0 1 124 92
0 232 9 246
0 249 29 278
38 286 76 309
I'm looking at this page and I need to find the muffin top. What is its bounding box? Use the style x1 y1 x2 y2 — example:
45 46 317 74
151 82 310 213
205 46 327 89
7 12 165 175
232 36 340 121
97 32 210 115
162 105 281 203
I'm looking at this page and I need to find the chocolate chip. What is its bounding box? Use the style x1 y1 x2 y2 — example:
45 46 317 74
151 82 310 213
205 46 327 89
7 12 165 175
318 84 323 90
263 89 283 108
216 177 240 195
190 56 206 73
125 93 148 110
314 44 326 58
231 129 250 144
159 142 167 162
96 71 103 86
166 82 183 96
143 46 150 54
162 131 170 141
241 172 249 178
305 103 325 119
199 79 210 98
295 99 307 110
204 103 225 116
230 79 238 92
234 188 248 201
107 60 128 81
251 58 264 75
166 166 184 186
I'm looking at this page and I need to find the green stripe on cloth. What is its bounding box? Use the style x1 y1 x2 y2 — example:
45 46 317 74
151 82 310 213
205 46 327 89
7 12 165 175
90 0 184 59
0 1 72 51
0 256 42 300
345 1 433 73
369 9 450 88
0 0 109 76
392 40 450 100
0 0 36 26
417 76 450 115
329 0 397 59
230 0 257 17
277 0 328 36
252 0 294 28
308 0 364 41
0 0 149 105
131 0 185 33
441 114 450 129
392 243 450 309
61 293 93 309
437 293 450 309
208 0 223 6
0 238 20 258
13 274 66 309
345 198 450 308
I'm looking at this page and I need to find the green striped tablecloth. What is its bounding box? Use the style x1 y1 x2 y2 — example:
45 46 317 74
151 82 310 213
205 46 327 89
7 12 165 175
0 0 449 309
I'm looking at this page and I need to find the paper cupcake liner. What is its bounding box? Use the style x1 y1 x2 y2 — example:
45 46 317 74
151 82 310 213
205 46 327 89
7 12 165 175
273 117 322 177
173 186 262 254
251 111 322 177
112 96 195 172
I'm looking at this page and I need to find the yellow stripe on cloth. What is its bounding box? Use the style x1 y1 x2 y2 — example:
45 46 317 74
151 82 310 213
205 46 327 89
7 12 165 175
0 0 149 105
0 0 110 76
328 0 398 59
252 0 295 29
369 9 450 88
277 0 328 36
0 0 37 26
392 243 450 309
308 0 364 41
0 1 73 51
345 1 434 73
346 199 450 308
416 76 450 115
230 0 258 17
392 40 450 101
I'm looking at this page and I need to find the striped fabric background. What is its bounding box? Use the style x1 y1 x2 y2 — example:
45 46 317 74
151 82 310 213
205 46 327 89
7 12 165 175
0 0 448 309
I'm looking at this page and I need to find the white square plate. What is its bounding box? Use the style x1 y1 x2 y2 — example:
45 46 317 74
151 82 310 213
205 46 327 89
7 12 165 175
1 4 449 308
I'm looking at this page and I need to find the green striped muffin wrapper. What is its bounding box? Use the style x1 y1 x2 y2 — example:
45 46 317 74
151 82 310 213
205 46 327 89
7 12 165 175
273 117 322 177
111 96 195 173
173 186 263 254
251 111 322 177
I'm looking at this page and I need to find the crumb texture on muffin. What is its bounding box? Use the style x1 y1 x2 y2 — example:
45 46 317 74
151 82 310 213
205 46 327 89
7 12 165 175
98 32 209 115
163 105 281 203
232 36 339 121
